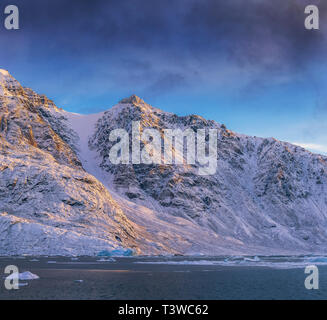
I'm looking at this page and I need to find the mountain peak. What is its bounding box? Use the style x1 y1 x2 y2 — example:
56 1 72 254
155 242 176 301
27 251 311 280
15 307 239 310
0 69 13 83
119 95 145 105
0 69 21 96
0 69 10 76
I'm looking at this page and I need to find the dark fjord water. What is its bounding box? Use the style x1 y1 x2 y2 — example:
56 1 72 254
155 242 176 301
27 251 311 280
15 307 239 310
0 255 326 300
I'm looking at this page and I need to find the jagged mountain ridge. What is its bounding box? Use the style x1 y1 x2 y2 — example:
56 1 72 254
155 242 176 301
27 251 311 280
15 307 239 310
0 70 171 255
89 96 327 253
1 69 327 255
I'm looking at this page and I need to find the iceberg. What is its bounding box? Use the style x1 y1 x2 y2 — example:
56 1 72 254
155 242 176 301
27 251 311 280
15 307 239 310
244 256 261 262
97 257 116 262
97 248 133 257
6 271 39 280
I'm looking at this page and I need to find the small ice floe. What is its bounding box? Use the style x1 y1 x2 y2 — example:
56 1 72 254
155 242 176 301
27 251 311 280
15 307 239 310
223 256 260 264
244 256 260 262
74 280 83 283
29 259 39 262
97 248 133 257
6 271 39 280
47 261 56 264
71 257 79 261
97 257 116 262
135 260 219 265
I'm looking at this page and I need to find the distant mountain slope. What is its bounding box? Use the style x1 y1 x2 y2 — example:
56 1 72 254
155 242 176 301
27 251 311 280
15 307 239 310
1 70 327 255
89 95 327 254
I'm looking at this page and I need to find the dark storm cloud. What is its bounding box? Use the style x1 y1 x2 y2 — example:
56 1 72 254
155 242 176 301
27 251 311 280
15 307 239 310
1 0 326 99
13 0 326 57
184 0 326 67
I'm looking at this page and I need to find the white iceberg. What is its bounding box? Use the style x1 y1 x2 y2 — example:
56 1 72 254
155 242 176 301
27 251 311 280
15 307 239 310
244 256 261 262
97 257 116 262
7 271 39 280
97 248 133 257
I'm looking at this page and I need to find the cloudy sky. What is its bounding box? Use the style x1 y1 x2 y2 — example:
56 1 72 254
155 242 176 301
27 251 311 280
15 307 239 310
1 0 327 154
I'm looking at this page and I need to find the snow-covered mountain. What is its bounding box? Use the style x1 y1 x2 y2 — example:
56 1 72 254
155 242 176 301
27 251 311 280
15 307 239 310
1 69 327 256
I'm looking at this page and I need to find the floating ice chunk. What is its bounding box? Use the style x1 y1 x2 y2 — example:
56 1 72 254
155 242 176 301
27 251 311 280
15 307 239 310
244 256 260 262
135 260 219 265
97 248 133 257
74 280 83 283
223 256 261 264
47 261 56 264
19 272 39 280
29 259 39 262
97 257 116 262
71 257 79 261
7 271 39 280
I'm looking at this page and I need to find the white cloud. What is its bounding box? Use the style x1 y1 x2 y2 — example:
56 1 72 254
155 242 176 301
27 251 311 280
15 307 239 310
292 142 327 155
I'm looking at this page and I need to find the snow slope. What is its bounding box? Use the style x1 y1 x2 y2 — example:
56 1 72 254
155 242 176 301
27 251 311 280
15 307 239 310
87 95 327 255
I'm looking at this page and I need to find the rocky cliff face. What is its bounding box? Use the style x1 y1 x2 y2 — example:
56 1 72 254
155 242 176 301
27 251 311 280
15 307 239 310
0 70 164 255
1 70 327 255
89 95 327 254
0 70 81 168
